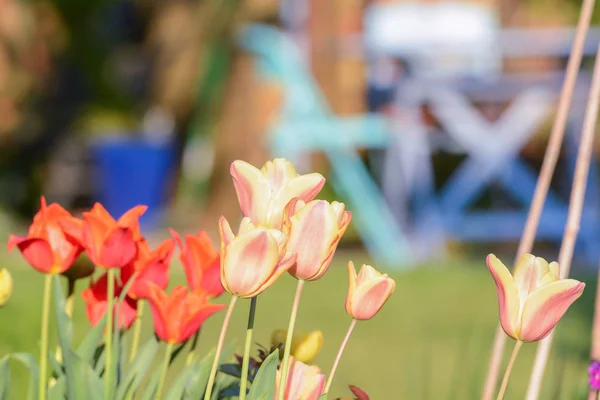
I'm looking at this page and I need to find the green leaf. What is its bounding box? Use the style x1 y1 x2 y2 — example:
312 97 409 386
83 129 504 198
164 367 195 400
115 337 159 400
318 394 328 399
47 376 66 400
12 353 39 400
247 349 279 400
0 355 10 400
53 276 103 399
76 312 107 362
139 368 160 400
182 350 214 400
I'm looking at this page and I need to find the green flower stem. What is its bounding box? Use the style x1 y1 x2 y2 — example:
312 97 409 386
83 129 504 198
104 268 116 400
39 273 53 400
186 328 202 366
239 297 257 400
277 280 305 400
324 318 357 394
129 301 144 363
496 340 523 400
204 295 238 400
155 342 175 400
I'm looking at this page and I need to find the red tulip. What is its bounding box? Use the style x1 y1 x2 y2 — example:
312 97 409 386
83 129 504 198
77 203 146 269
121 238 175 300
170 229 223 298
81 273 138 330
8 197 83 274
146 284 226 344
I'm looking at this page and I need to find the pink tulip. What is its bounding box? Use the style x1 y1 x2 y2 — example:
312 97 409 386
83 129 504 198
486 253 585 342
282 198 352 281
275 356 326 400
230 158 325 229
219 216 297 298
345 261 395 320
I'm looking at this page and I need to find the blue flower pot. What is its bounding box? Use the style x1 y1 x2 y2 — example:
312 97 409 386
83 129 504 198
90 137 176 230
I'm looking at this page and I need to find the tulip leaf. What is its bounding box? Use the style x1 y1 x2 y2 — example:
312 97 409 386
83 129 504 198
48 350 64 378
184 341 237 400
139 368 160 400
47 376 66 400
53 275 104 400
115 336 159 400
12 353 39 400
76 312 107 362
0 355 10 400
164 367 195 400
246 349 278 400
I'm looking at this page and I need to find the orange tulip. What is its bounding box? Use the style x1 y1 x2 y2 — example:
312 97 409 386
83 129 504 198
282 199 352 281
81 273 138 330
487 253 585 342
121 238 175 301
219 216 297 298
230 158 325 229
145 284 226 344
76 203 146 269
8 197 83 274
345 262 395 320
276 356 326 400
170 229 223 298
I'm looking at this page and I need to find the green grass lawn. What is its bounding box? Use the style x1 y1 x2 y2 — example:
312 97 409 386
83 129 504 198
0 248 596 399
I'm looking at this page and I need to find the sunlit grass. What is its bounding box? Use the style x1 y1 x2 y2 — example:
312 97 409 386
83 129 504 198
0 249 595 399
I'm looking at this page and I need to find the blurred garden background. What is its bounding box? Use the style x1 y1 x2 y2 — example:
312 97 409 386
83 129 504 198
3 0 600 398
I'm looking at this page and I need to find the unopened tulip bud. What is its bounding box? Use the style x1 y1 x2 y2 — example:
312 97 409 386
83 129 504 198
0 268 13 306
345 262 395 320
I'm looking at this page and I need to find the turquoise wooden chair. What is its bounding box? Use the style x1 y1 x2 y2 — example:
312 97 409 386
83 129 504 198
237 23 412 268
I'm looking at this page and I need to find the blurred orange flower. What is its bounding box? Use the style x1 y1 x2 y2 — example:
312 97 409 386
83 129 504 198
81 273 138 330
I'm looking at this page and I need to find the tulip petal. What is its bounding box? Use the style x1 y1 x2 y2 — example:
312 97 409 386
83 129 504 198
261 158 298 188
146 283 170 342
180 295 226 342
249 251 297 298
230 160 271 225
356 264 381 286
349 276 395 320
8 236 55 274
345 261 358 317
269 174 326 228
218 216 235 247
519 279 585 342
99 227 138 268
486 254 521 340
287 201 339 280
222 230 279 298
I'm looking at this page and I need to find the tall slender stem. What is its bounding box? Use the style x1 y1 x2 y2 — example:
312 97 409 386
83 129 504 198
155 342 175 400
239 297 257 400
277 280 305 400
324 319 357 394
481 0 595 397
497 341 523 400
204 296 238 400
39 274 53 400
527 42 600 400
129 301 144 363
104 268 116 400
186 328 202 366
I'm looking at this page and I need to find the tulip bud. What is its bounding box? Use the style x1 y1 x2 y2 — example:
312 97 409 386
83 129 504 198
487 253 585 342
219 216 296 298
345 262 395 320
271 329 324 364
230 158 325 229
282 199 352 281
0 268 12 306
276 356 326 400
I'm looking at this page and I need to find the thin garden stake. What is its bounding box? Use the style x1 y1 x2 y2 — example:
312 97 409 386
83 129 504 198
481 0 595 397
526 42 600 400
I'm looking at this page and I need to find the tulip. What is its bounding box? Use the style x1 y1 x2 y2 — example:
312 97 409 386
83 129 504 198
8 197 83 274
170 229 223 298
70 203 147 269
486 253 585 342
0 268 12 307
219 216 297 298
283 199 352 281
230 158 325 229
121 238 175 300
145 284 226 344
271 329 324 364
345 262 396 320
276 356 326 400
81 273 138 330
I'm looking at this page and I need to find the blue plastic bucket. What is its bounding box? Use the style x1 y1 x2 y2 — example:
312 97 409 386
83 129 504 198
90 137 175 230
